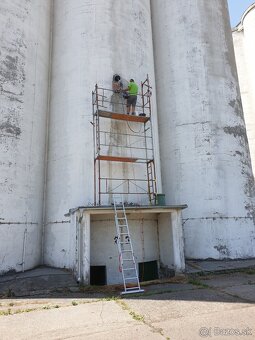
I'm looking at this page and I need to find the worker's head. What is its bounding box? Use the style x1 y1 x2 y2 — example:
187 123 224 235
114 74 121 82
130 79 134 82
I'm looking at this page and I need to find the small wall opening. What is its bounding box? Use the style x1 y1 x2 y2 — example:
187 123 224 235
90 266 107 285
138 260 159 282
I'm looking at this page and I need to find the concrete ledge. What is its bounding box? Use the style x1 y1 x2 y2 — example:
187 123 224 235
66 204 188 216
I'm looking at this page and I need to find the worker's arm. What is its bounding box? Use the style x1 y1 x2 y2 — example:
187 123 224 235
123 83 131 92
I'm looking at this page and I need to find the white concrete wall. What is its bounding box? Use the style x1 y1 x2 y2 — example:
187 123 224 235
0 0 51 274
151 0 255 259
90 214 159 284
158 214 174 270
233 4 255 175
44 0 161 268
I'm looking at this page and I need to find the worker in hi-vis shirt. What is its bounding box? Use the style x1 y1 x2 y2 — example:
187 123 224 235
123 79 138 115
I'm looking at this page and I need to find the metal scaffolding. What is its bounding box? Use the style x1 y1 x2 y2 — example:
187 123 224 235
92 76 157 206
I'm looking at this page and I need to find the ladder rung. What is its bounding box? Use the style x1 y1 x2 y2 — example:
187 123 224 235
126 287 140 290
121 289 144 295
117 217 126 220
122 259 134 261
120 242 130 244
120 233 129 235
118 225 127 227
123 268 136 271
124 277 138 281
122 250 132 253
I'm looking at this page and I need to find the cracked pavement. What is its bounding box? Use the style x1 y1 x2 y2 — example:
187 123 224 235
0 270 255 339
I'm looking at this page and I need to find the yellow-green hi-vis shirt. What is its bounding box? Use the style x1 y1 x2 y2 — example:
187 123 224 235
128 82 138 95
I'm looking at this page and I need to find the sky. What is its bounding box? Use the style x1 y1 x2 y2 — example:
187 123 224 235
228 0 255 27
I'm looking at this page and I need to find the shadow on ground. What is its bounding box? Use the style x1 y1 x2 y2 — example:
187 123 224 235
0 259 255 305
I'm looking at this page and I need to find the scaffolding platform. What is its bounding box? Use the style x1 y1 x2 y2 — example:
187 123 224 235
97 110 150 123
96 155 139 163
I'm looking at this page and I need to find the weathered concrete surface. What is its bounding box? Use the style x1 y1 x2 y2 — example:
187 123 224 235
152 0 255 259
0 301 164 340
1 261 254 298
200 272 255 288
0 272 255 340
186 258 255 273
0 0 51 274
0 267 79 298
154 307 255 340
222 284 255 302
233 4 255 176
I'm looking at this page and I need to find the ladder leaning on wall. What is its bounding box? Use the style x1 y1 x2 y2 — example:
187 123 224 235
113 196 144 295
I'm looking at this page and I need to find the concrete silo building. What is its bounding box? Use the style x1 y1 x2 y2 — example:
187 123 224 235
0 0 254 287
232 3 255 175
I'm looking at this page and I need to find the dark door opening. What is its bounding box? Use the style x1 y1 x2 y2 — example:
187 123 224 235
138 260 159 282
90 266 107 285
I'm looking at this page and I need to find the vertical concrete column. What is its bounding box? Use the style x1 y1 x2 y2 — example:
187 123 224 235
0 0 51 273
81 212 91 285
45 0 161 268
233 4 255 175
151 0 255 259
170 211 185 273
158 212 185 273
158 214 172 272
232 29 253 171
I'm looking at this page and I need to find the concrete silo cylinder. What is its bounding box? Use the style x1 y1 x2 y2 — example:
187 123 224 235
151 0 255 259
0 1 51 273
240 4 255 175
45 0 160 268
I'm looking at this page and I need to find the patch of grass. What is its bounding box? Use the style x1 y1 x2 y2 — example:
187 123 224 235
72 301 78 306
0 307 38 317
15 308 35 314
188 279 209 288
117 301 144 322
42 306 50 310
9 302 14 307
0 309 11 316
103 296 119 301
54 305 59 308
129 310 144 322
244 268 255 275
117 300 128 310
117 300 166 337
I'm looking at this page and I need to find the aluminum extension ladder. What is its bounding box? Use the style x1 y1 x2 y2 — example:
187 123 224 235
113 196 144 295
